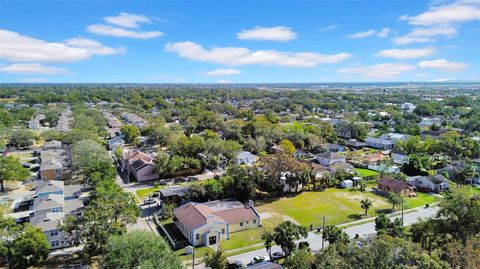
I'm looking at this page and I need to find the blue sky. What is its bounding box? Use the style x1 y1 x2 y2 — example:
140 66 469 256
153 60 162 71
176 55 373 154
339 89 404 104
0 0 479 83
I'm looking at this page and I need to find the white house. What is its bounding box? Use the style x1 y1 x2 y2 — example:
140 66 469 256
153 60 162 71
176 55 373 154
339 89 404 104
28 119 40 130
316 152 346 167
235 151 258 165
391 149 409 165
410 174 449 193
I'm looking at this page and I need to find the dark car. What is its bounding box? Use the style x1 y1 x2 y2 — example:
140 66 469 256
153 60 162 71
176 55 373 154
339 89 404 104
271 251 285 260
226 260 243 269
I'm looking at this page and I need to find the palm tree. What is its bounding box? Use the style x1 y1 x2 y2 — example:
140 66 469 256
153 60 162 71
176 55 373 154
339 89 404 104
261 229 274 261
360 198 373 215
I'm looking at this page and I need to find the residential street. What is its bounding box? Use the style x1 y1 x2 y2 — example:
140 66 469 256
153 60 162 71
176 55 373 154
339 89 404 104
228 206 439 265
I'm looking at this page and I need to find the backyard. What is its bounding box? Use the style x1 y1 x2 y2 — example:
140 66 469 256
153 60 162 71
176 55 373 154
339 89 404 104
354 168 380 177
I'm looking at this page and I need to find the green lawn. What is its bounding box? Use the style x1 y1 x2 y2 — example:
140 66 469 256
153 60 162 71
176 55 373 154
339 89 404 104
219 215 283 251
257 188 390 227
174 246 209 263
354 168 380 177
135 185 165 201
404 192 437 209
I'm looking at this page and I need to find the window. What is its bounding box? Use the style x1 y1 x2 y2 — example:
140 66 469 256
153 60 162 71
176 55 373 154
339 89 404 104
221 229 225 234
246 221 249 224
253 219 257 224
50 230 59 236
51 207 61 212
51 240 60 247
196 234 200 240
240 222 243 227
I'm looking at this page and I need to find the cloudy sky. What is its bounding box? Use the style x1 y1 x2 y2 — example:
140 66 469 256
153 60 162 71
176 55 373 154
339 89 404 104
0 0 479 83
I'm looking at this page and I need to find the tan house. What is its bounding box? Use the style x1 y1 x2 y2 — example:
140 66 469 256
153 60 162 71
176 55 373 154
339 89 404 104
121 149 159 182
378 177 415 197
174 199 261 247
40 150 71 180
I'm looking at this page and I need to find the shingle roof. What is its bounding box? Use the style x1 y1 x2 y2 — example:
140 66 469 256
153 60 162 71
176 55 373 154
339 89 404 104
32 194 64 211
378 177 411 190
174 199 259 232
36 180 64 194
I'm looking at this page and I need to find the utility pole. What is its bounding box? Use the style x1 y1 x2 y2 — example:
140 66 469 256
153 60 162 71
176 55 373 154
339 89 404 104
321 216 326 249
401 197 404 226
192 236 195 269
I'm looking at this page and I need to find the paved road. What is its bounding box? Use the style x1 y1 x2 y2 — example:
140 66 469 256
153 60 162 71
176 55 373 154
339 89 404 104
228 206 439 265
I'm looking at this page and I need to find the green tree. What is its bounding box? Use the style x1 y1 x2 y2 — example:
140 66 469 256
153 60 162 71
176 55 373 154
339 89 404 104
204 248 227 269
121 124 141 144
322 225 350 245
360 198 373 215
375 213 405 238
61 181 139 254
284 248 314 269
0 156 29 192
9 129 36 148
273 220 308 260
279 139 296 155
0 214 50 269
104 231 182 269
387 193 403 210
261 229 275 261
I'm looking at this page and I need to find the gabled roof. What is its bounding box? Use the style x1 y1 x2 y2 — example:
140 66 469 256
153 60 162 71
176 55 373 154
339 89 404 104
378 177 412 190
174 199 259 231
36 180 64 194
32 194 64 211
317 151 343 160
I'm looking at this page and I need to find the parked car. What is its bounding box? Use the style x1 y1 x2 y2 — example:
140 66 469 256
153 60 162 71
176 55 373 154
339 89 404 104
226 260 243 269
143 197 156 205
248 256 269 265
187 176 199 181
174 177 186 183
271 251 285 260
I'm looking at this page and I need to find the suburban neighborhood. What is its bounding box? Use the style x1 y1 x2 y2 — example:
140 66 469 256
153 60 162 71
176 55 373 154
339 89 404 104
1 0 480 268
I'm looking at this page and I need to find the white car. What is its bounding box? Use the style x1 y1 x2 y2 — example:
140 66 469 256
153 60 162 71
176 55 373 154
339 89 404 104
249 256 269 265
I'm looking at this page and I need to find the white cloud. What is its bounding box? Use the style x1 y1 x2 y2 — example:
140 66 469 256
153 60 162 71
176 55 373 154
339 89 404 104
87 24 163 39
432 78 453 82
400 2 480 26
377 28 392 38
0 63 68 74
65 38 126 55
418 59 468 71
392 24 457 45
237 26 297 41
347 28 391 38
337 63 416 79
216 79 231 83
104 12 151 28
347 29 376 39
319 24 338 32
206 68 241 76
0 29 124 63
375 47 436 59
165 41 352 67
20 78 48 83
0 29 89 62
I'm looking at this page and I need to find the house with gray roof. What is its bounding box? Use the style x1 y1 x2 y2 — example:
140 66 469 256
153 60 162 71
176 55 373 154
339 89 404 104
7 180 84 250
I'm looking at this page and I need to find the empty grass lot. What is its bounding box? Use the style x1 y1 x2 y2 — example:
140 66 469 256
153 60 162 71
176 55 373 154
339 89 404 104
403 192 437 209
257 188 390 227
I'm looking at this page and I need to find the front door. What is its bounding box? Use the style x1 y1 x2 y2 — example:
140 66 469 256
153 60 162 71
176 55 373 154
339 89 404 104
209 235 217 245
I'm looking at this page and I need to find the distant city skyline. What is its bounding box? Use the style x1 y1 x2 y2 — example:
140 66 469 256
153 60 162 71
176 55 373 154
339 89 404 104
1 0 479 83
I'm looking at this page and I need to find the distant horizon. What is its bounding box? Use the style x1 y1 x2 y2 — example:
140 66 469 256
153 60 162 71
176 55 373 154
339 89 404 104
1 0 479 83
